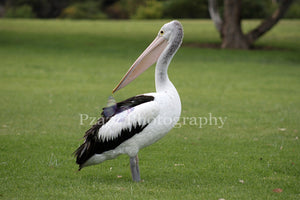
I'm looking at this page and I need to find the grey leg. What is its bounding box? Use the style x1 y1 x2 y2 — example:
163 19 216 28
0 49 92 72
130 155 141 182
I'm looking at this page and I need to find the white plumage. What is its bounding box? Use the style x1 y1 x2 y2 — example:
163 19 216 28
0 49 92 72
75 20 183 182
98 95 159 142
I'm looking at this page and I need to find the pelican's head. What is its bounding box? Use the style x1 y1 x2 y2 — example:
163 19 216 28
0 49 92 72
158 20 183 47
113 20 183 93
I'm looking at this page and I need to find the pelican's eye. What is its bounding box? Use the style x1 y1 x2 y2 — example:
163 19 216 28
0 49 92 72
160 30 164 35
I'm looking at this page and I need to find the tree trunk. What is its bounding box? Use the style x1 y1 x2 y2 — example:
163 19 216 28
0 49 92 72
246 0 294 44
207 0 294 49
221 0 249 49
208 0 223 33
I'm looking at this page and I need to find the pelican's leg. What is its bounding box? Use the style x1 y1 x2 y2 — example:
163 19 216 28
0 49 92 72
130 155 141 182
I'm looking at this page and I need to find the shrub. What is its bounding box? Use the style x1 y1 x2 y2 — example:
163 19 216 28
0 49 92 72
5 4 35 18
241 0 269 19
163 0 209 19
60 1 107 20
104 0 130 19
285 1 300 18
132 0 163 19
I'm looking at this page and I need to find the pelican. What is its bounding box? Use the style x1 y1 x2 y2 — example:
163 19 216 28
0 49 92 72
74 20 183 182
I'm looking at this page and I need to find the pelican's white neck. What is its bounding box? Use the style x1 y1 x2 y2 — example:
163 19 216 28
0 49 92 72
155 29 183 92
155 50 172 92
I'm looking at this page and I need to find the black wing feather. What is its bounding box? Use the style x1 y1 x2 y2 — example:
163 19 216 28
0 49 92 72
74 95 154 168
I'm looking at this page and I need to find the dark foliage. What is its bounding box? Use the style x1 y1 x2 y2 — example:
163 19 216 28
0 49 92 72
1 1 298 21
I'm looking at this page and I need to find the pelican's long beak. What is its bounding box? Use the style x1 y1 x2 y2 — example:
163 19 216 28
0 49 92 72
112 35 168 93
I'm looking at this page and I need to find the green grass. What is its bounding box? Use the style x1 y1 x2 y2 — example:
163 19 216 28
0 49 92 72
0 19 300 199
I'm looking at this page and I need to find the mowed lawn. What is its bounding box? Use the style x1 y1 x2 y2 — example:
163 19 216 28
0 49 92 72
0 19 299 199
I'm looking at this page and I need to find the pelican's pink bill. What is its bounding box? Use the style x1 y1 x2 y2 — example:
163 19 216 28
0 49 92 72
112 36 168 93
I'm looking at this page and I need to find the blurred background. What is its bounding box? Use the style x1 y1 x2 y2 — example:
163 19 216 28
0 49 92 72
0 0 299 20
1 1 300 199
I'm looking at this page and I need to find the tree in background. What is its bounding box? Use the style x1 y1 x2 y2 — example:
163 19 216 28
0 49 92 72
1 0 299 23
2 0 71 18
208 0 295 49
